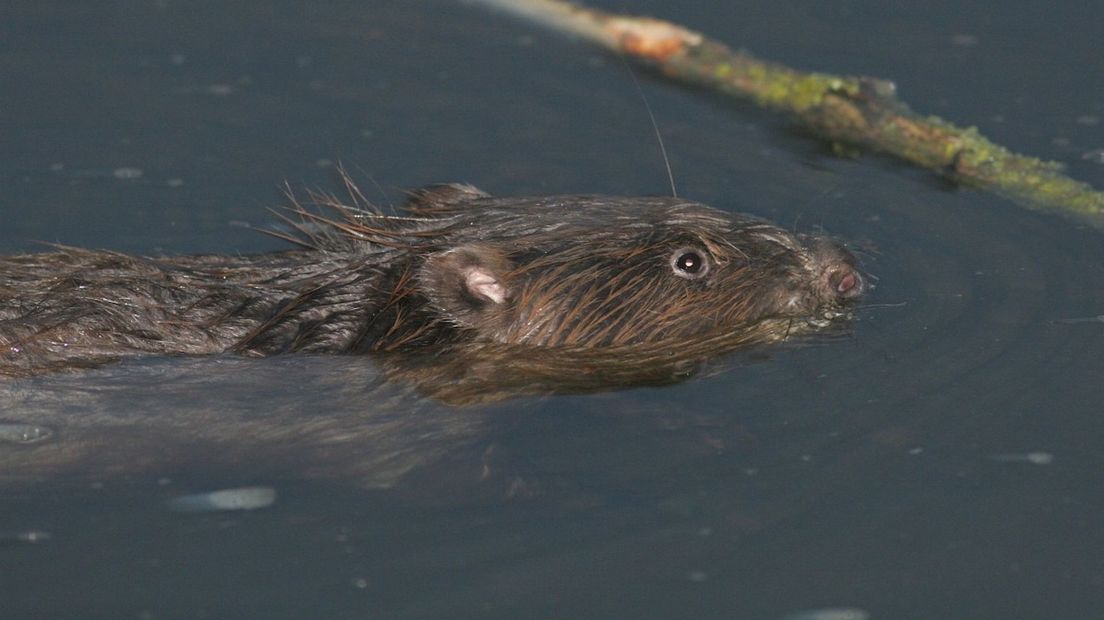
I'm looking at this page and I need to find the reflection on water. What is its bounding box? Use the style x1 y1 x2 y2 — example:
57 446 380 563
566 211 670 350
0 356 480 489
2 0 1104 618
0 316 849 488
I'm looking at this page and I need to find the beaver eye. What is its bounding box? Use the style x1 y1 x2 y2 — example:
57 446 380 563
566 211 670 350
670 248 710 279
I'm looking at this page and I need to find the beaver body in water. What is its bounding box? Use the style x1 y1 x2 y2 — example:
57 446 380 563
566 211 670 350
0 183 862 378
0 183 863 487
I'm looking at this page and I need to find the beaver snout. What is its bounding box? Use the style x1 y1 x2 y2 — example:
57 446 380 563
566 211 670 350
800 235 864 303
828 265 863 299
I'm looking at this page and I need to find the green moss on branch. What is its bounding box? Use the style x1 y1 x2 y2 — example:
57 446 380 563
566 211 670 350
472 0 1104 225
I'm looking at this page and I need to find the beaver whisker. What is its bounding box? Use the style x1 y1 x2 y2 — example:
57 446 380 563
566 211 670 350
846 246 881 260
850 301 906 311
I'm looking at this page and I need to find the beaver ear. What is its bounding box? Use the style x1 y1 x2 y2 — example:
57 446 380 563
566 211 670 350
403 183 491 216
418 245 513 325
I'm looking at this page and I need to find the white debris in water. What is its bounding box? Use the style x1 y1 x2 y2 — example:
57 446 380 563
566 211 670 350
989 452 1054 465
112 167 144 180
951 33 979 47
166 486 277 513
0 423 54 444
1055 314 1104 324
782 608 870 620
1082 150 1104 164
0 530 52 545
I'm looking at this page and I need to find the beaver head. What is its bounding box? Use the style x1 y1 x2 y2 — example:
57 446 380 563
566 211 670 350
282 183 863 351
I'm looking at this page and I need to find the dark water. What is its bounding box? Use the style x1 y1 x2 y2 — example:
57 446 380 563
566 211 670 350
3 1 1104 618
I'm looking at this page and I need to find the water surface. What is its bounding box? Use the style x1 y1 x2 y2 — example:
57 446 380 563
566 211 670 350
2 1 1103 618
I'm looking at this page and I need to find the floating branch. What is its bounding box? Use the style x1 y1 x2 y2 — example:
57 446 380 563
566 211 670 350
470 0 1104 225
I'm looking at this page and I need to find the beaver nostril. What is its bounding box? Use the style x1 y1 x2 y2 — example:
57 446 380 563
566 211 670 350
830 269 862 298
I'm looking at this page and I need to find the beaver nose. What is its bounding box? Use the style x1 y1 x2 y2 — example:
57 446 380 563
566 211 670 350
799 235 864 302
828 266 863 299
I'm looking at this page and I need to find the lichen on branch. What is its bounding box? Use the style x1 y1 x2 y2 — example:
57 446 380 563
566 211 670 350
470 0 1104 226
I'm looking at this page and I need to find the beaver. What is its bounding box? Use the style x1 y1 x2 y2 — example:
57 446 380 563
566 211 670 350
0 182 862 379
0 182 865 488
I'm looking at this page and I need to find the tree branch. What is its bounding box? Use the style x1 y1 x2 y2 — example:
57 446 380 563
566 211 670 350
470 0 1104 226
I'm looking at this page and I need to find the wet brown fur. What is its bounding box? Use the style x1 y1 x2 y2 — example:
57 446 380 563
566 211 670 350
0 182 862 378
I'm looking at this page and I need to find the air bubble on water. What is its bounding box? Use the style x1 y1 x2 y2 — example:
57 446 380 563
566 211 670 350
112 167 144 180
951 33 978 47
1081 149 1104 164
0 423 55 444
166 486 277 513
0 530 52 545
782 608 870 620
989 452 1054 465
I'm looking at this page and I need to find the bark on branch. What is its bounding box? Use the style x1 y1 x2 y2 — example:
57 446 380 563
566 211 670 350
470 0 1104 226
